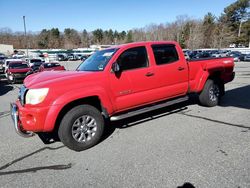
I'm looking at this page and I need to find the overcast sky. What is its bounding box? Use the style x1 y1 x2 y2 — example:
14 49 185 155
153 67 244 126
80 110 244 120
0 0 237 32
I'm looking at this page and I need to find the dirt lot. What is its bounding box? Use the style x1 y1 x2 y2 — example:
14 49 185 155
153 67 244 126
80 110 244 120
0 61 249 188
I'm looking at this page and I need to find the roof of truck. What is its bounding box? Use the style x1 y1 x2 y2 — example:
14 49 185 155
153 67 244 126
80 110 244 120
108 41 179 50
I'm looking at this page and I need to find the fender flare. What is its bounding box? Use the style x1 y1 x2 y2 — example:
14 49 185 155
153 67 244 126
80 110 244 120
43 87 113 132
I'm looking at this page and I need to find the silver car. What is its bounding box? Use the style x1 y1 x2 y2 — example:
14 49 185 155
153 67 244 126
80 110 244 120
244 54 250 62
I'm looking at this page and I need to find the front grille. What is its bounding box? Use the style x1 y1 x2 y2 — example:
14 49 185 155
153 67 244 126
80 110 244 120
14 72 27 78
18 85 28 106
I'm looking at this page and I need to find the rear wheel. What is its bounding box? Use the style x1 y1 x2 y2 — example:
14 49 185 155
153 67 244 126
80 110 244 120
199 79 220 107
58 104 104 151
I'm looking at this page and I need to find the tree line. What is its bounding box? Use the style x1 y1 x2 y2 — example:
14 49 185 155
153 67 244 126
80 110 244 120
0 0 249 50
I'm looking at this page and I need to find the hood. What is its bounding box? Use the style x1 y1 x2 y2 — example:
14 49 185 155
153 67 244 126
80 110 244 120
24 70 101 88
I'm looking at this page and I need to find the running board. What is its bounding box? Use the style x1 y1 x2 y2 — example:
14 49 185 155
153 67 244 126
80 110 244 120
110 96 188 121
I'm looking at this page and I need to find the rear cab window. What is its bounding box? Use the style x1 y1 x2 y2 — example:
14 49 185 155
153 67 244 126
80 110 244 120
117 46 148 71
151 44 179 65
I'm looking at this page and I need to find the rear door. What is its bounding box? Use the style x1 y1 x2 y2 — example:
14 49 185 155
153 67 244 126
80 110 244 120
150 44 189 99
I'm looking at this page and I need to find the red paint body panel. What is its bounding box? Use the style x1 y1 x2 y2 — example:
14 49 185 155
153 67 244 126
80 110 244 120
14 41 235 133
38 63 66 72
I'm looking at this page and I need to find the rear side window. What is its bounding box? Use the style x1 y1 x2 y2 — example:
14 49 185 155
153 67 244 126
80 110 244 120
152 45 179 65
117 46 148 71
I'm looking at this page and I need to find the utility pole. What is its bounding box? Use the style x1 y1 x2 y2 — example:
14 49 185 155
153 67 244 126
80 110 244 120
238 20 242 37
23 16 28 57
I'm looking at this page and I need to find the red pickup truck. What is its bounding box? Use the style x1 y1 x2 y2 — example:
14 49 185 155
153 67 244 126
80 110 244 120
11 41 235 151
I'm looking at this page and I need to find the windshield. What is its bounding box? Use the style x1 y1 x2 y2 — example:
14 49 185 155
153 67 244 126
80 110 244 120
77 48 118 71
9 62 29 69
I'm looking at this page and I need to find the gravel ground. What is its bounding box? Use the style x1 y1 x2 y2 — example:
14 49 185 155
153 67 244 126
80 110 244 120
0 61 249 188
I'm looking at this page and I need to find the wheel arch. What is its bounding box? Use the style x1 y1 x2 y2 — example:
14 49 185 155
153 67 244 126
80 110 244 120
196 70 224 93
53 96 107 134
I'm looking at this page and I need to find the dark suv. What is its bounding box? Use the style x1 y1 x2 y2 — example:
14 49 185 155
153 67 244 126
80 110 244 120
0 56 6 73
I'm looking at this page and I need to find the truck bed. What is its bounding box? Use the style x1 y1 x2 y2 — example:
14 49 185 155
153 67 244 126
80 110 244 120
188 57 234 93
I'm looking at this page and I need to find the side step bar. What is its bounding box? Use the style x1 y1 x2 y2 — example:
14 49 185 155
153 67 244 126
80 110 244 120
110 96 188 121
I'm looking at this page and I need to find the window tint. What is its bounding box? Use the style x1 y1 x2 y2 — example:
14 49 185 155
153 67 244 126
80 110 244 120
9 62 29 69
152 45 179 65
117 46 148 71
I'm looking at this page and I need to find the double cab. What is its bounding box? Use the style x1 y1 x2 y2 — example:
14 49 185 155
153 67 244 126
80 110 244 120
11 41 235 151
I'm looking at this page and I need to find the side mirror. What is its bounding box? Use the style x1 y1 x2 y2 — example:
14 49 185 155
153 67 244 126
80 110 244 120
112 62 121 73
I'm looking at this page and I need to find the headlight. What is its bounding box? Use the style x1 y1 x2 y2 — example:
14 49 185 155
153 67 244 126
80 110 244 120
25 88 49 105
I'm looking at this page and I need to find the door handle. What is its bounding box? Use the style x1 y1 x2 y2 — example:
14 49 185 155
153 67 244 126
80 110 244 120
178 67 185 71
145 72 154 77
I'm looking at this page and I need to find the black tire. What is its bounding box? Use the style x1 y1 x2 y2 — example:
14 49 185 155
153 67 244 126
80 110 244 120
58 104 104 151
199 79 220 107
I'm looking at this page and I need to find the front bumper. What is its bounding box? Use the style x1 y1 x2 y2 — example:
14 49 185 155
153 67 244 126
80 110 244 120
10 103 34 137
11 100 53 132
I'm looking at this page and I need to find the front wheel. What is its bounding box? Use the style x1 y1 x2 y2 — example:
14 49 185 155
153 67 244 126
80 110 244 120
199 79 221 107
58 105 104 151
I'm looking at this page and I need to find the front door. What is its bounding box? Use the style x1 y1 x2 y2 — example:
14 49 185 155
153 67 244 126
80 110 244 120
109 46 157 112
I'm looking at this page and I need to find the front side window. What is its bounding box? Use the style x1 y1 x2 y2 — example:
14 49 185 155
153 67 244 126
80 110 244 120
117 46 148 71
77 48 118 71
152 45 179 65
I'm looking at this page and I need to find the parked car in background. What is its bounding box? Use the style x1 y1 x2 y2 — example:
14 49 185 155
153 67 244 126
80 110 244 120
4 58 23 72
27 58 44 67
212 50 230 58
30 61 44 72
6 61 31 83
229 44 236 48
81 55 88 61
237 44 245 48
229 53 240 62
244 54 250 62
38 62 66 72
67 54 77 61
12 52 25 59
192 52 212 59
0 56 6 73
75 54 83 60
57 54 68 61
189 50 202 59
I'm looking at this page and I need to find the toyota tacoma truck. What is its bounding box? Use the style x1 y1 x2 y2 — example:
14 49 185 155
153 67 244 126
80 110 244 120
10 41 235 151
